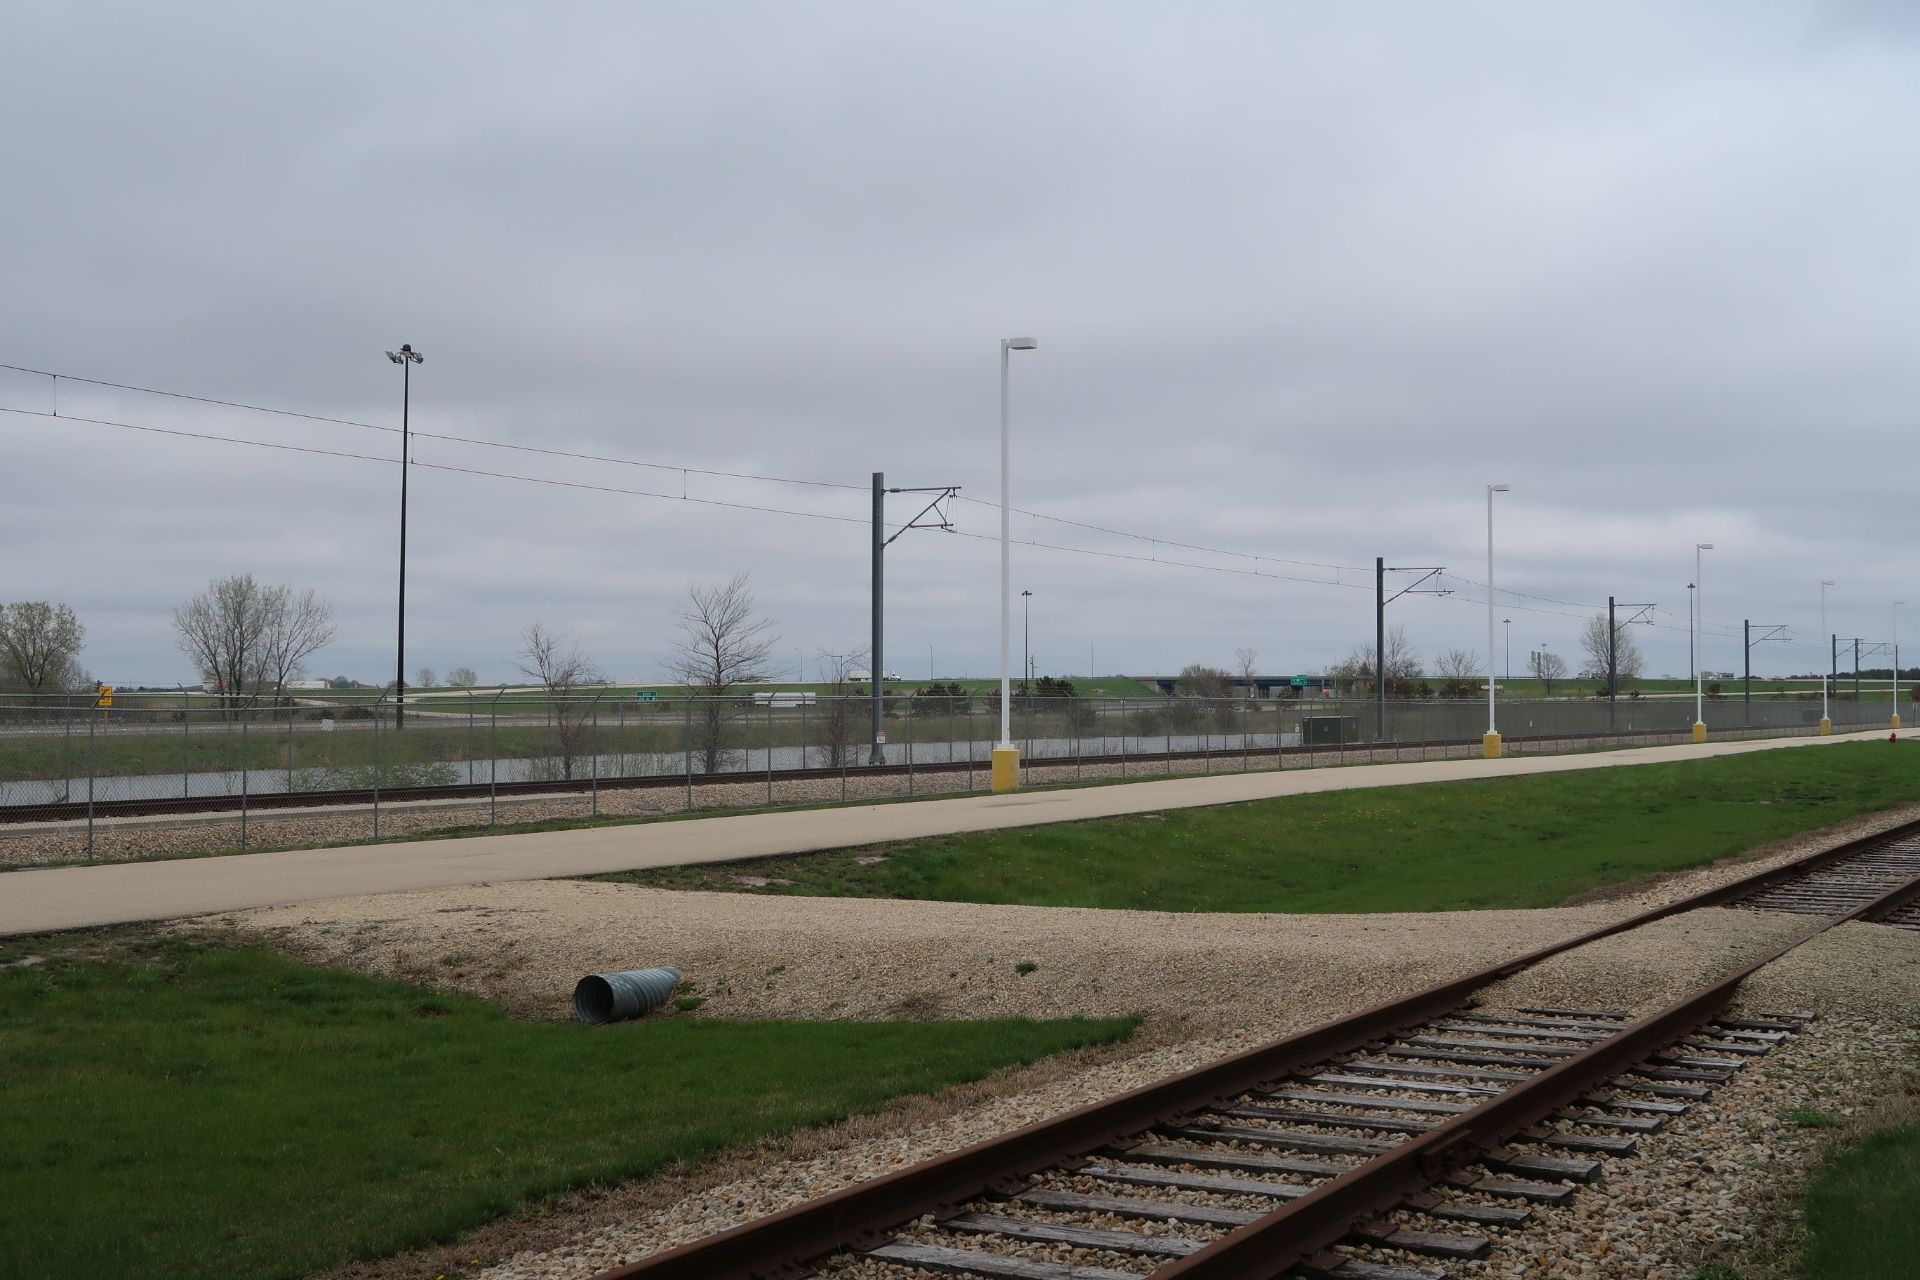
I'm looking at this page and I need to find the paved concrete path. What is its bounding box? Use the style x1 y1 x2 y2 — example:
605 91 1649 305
0 728 1893 936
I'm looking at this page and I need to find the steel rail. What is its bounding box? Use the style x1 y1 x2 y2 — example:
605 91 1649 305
1156 858 1920 1278
588 815 1920 1280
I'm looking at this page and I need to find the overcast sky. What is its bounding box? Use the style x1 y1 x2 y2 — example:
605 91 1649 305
4 2 1918 688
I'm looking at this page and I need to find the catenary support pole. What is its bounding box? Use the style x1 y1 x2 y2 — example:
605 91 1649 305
870 471 885 765
1375 556 1386 742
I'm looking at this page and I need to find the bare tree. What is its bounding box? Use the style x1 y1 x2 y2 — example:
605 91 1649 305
446 667 479 688
516 623 605 779
816 648 869 768
1233 647 1259 699
665 574 779 775
173 575 334 711
1579 614 1646 687
1529 648 1570 695
0 601 87 694
1331 624 1421 698
415 667 438 689
1433 648 1482 699
260 588 336 700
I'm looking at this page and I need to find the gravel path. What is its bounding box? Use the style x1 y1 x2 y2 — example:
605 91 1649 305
228 881 1623 1026
214 803 1920 1026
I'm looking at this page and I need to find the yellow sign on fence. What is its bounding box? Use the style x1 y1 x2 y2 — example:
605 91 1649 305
94 684 114 708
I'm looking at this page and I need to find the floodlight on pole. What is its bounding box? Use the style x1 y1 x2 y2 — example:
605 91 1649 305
1692 543 1713 741
1483 484 1509 757
993 337 1037 793
385 343 423 729
1819 580 1835 734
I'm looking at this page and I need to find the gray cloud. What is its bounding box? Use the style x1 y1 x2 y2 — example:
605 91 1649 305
3 1 1917 688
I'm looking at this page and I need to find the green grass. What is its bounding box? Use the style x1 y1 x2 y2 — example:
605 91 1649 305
0 931 1135 1280
1799 1120 1920 1277
605 742 1920 913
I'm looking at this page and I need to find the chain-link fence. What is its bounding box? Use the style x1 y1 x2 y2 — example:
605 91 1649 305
0 686 1898 864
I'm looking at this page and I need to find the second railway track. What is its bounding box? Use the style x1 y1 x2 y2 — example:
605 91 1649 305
588 817 1920 1280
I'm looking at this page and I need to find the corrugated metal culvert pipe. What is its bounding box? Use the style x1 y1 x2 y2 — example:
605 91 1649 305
572 967 682 1024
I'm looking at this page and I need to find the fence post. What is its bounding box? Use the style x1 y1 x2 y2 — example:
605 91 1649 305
1076 699 1083 782
684 698 693 812
800 697 809 771
960 702 975 790
1276 699 1284 770
180 692 190 801
840 695 849 800
489 695 500 826
62 712 74 807
240 711 250 850
1023 689 1033 788
85 709 97 860
286 707 296 791
592 697 602 819
906 695 914 797
766 699 774 806
371 697 382 840
467 692 476 785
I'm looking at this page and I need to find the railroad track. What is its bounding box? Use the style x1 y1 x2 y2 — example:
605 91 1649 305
589 819 1920 1280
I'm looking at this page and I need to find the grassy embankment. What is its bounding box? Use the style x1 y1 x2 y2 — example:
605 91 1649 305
607 742 1920 913
0 931 1134 1280
1796 1114 1920 1278
0 932 1128 1280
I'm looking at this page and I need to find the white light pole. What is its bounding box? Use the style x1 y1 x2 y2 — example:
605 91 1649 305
1484 484 1509 757
1692 542 1713 740
1820 580 1834 734
994 336 1037 792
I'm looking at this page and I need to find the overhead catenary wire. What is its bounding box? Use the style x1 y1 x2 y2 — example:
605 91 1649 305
0 401 1724 636
0 362 1806 641
1 358 1368 574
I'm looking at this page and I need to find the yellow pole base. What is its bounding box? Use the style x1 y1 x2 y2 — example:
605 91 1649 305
1819 717 1832 736
1482 731 1502 759
1893 714 1902 730
1692 721 1708 743
990 745 1022 793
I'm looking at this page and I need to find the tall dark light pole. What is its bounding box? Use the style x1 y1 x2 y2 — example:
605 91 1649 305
387 343 423 728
